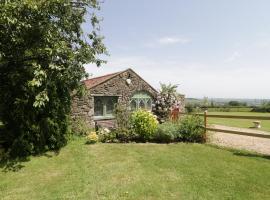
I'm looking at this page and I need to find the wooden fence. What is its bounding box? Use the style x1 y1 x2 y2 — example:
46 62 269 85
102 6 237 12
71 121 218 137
196 111 270 139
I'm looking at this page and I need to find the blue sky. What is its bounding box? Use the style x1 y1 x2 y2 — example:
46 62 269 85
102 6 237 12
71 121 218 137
84 0 270 98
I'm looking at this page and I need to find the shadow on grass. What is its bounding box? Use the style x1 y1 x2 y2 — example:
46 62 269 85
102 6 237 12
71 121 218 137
232 151 270 160
0 125 61 172
207 144 270 160
0 151 59 172
0 156 28 172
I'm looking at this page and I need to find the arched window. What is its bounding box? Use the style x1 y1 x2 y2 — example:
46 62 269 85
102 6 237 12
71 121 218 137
146 99 152 110
94 98 103 116
130 99 137 111
130 91 152 111
139 100 145 109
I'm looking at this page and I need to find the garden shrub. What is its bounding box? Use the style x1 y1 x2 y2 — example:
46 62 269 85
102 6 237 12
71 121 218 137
152 83 182 123
70 118 92 136
178 115 205 143
153 122 178 143
114 104 131 131
97 128 118 143
86 132 98 144
185 104 195 113
115 128 137 143
113 104 132 142
130 110 158 142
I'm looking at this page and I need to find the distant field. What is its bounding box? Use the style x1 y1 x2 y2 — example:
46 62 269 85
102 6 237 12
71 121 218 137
205 112 270 133
207 107 253 112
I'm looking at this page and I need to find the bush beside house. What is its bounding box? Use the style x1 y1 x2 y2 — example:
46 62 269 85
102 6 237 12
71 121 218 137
93 108 205 144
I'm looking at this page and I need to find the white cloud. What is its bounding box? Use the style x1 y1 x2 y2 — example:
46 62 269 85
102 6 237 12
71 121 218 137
225 51 241 62
255 39 270 49
157 36 191 45
84 55 270 99
143 36 191 48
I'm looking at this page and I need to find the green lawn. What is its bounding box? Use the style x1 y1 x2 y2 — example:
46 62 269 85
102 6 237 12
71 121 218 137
1 138 270 200
205 112 270 132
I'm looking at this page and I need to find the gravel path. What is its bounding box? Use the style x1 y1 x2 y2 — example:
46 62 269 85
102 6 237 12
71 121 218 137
207 125 270 155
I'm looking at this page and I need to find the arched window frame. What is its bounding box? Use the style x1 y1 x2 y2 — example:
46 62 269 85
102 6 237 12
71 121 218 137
130 99 137 111
130 91 153 111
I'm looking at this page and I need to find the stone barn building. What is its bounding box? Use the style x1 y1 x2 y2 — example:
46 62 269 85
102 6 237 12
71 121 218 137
71 68 185 128
71 68 158 127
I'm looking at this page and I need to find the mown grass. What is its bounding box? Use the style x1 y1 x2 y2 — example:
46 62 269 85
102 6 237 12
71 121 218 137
205 112 270 132
1 137 270 200
207 107 253 112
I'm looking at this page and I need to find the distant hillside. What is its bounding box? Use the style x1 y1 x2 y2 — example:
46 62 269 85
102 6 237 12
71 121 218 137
186 98 270 106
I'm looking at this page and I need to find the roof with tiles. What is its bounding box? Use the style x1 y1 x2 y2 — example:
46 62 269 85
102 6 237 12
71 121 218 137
83 71 123 89
83 68 158 93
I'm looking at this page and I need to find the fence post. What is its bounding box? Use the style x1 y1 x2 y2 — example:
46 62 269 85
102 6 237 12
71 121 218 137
204 110 208 140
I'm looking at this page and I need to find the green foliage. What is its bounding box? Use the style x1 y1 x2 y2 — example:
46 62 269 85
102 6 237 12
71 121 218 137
0 0 106 156
178 115 205 143
130 110 158 142
97 128 118 143
153 122 178 143
70 118 93 136
227 101 247 107
153 83 182 123
113 103 132 142
86 132 98 144
159 83 178 95
185 103 203 113
185 103 194 113
252 101 270 113
202 96 209 108
152 116 205 143
98 108 204 144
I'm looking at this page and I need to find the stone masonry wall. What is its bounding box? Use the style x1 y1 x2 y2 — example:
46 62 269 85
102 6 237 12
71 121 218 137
178 94 185 113
71 93 94 126
71 69 186 127
71 69 158 127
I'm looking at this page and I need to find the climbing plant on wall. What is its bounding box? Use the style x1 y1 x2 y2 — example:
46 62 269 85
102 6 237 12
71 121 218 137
152 83 181 123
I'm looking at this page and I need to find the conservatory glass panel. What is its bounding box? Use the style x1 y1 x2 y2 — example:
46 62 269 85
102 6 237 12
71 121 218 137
139 100 145 109
131 91 153 111
146 99 152 110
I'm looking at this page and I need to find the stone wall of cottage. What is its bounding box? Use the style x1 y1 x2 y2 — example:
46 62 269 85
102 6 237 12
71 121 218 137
71 93 94 126
178 95 185 113
71 69 186 127
71 69 158 127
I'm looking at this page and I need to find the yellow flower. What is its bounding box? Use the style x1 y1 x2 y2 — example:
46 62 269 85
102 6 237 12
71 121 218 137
86 132 98 144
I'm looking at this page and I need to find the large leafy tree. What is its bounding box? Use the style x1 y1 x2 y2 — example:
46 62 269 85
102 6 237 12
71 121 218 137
0 0 106 156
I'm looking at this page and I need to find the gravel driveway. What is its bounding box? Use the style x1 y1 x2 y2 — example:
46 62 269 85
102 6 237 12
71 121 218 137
207 125 270 155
